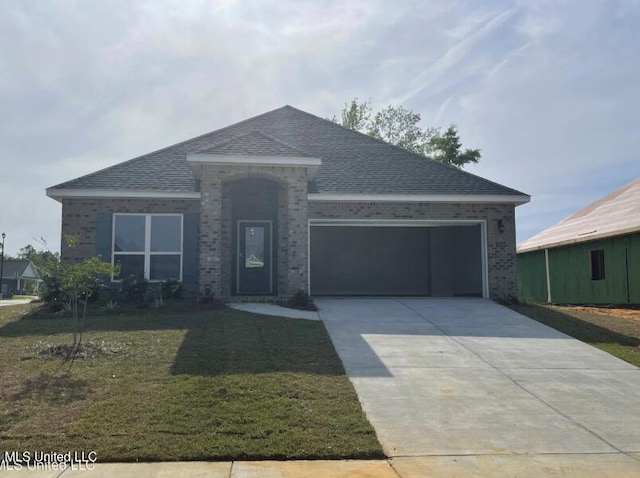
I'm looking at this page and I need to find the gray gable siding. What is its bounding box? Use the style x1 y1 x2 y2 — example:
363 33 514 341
50 106 526 198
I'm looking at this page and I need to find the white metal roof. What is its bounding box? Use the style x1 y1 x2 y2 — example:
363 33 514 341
518 176 640 253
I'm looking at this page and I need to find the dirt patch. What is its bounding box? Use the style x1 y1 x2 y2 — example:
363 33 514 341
35 340 129 360
549 305 640 341
566 306 640 321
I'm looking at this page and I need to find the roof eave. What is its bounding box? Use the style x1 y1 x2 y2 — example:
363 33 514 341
518 224 640 253
308 193 531 205
46 188 201 203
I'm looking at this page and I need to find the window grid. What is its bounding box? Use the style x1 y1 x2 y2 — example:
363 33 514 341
112 213 183 282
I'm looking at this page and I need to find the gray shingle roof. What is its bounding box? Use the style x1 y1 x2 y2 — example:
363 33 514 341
198 129 314 157
49 105 527 197
1 260 39 279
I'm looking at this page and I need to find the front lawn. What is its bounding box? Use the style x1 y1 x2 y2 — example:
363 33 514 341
0 304 382 461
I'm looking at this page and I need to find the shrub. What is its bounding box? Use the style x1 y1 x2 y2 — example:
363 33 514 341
497 293 520 305
102 299 118 312
197 287 225 308
161 279 184 300
287 289 317 311
40 262 105 309
198 287 214 304
40 272 66 307
120 275 149 304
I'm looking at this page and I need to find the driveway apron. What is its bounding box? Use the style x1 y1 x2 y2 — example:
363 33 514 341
317 298 640 462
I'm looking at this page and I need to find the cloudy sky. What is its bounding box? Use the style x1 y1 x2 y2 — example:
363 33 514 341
1 0 639 256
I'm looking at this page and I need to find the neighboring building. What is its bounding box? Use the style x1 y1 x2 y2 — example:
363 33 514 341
0 260 41 297
518 177 640 304
46 105 529 301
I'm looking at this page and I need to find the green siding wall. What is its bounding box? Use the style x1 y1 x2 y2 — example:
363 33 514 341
518 232 640 304
517 250 548 303
629 233 640 303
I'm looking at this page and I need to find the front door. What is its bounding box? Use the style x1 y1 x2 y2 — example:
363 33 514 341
237 220 272 294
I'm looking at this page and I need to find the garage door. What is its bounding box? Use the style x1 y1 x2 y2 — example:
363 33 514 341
310 223 484 297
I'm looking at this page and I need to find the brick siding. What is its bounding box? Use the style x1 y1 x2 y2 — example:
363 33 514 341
59 194 518 301
309 201 518 299
199 165 308 299
60 198 200 262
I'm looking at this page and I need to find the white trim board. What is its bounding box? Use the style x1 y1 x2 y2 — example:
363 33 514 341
187 153 322 180
46 188 200 202
187 153 321 167
47 189 529 206
308 193 530 205
310 218 487 227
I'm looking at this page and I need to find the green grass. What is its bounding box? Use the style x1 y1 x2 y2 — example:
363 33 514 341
9 295 37 300
0 304 382 461
509 304 640 367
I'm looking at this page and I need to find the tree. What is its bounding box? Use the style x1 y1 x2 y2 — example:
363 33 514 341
428 125 481 168
58 256 115 353
329 97 372 131
368 105 436 157
29 235 116 358
17 244 37 260
332 98 481 168
17 242 59 273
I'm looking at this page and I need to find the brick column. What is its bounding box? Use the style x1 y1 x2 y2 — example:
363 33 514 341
286 171 309 295
199 173 223 296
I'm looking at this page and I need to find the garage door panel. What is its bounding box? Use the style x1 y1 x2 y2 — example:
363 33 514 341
310 227 430 296
310 224 483 298
431 226 483 297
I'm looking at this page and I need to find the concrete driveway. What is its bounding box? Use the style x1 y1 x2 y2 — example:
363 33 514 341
317 298 640 476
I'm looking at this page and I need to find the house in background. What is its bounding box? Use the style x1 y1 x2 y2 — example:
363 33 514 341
46 105 529 301
0 260 41 297
518 177 640 304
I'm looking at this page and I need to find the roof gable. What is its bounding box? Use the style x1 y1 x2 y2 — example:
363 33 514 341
48 105 528 201
197 129 313 157
518 176 640 252
1 260 39 279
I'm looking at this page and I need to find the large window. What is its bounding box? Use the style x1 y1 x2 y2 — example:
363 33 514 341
112 214 183 281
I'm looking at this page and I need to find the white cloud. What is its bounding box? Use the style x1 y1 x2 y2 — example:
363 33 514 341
0 0 638 254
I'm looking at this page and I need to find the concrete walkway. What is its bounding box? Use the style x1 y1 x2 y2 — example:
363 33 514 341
317 297 640 476
229 302 320 320
0 298 34 307
1 460 397 477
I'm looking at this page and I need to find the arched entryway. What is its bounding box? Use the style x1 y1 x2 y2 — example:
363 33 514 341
224 177 282 296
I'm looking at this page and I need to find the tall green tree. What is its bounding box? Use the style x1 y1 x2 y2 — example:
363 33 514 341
17 242 60 274
330 97 372 131
428 124 481 168
368 104 436 157
332 98 481 168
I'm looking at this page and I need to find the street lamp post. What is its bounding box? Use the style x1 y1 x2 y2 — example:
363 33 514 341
0 233 5 300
